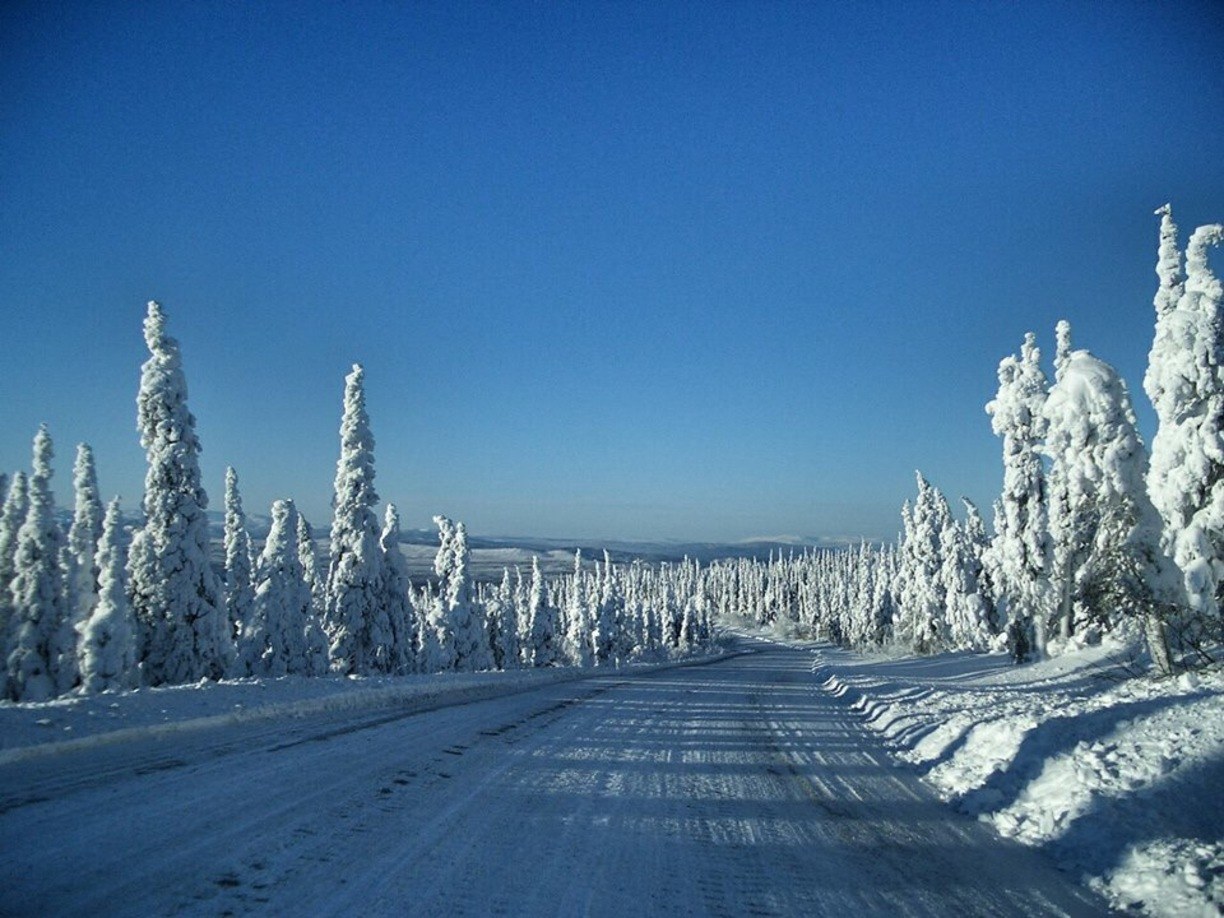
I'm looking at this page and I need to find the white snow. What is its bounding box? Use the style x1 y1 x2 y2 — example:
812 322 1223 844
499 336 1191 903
811 635 1224 916
0 638 1103 916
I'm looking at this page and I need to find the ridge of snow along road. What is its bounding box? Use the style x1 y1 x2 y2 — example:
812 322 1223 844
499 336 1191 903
810 637 1224 918
0 649 736 767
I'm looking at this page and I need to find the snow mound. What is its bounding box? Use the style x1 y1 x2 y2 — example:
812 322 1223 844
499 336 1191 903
811 641 1224 917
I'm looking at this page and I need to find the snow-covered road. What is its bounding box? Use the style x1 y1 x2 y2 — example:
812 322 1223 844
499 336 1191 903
0 640 1107 916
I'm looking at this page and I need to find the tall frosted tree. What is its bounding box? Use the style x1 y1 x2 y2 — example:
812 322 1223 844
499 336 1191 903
1046 335 1180 672
986 332 1053 660
1144 205 1224 643
565 550 594 666
222 467 256 660
6 426 68 701
524 555 557 666
894 472 951 653
434 516 489 671
127 301 232 685
64 444 103 617
0 472 29 654
381 504 416 674
323 364 385 674
296 512 329 675
78 499 138 693
941 499 996 652
245 499 318 677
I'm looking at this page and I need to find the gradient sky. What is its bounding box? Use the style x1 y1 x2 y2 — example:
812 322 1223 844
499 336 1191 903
2 1 1222 543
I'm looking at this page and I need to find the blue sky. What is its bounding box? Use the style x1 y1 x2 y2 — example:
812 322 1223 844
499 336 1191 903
1 1 1222 543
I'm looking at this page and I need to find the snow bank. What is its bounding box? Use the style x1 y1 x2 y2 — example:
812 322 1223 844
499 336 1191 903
0 651 731 766
812 640 1224 917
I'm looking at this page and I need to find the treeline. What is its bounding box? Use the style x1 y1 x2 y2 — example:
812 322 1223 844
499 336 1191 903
0 304 717 702
725 206 1224 674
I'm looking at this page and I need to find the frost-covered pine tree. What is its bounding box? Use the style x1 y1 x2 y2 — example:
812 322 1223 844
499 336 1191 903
5 426 68 701
296 512 329 675
941 500 995 652
1144 205 1224 643
78 498 138 693
53 443 104 693
0 472 28 660
524 555 557 666
434 516 490 671
593 550 619 665
222 468 255 660
986 332 1054 660
488 567 519 669
381 504 416 674
245 499 318 677
323 364 386 674
894 472 951 653
64 444 103 618
564 551 593 666
1044 333 1181 672
128 302 232 685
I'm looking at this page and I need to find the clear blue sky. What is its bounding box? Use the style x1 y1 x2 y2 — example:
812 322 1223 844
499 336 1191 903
1 1 1222 543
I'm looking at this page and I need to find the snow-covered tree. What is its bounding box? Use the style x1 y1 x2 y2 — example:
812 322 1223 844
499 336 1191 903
245 499 317 677
1044 336 1181 672
222 467 256 661
487 567 519 670
434 516 489 671
64 444 103 616
894 472 951 653
524 556 557 666
296 512 329 675
78 499 138 693
323 364 385 674
381 504 416 674
5 426 67 701
1144 205 1224 647
564 550 594 666
0 472 28 660
127 301 232 685
986 332 1054 660
942 499 996 652
593 550 619 665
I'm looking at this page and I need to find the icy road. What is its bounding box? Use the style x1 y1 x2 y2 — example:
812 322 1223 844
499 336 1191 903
0 640 1107 916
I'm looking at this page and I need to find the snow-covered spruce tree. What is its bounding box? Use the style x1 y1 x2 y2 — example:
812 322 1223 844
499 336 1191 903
64 444 103 622
564 550 594 666
323 364 386 675
894 472 951 653
940 502 993 652
487 567 519 670
78 498 138 693
525 555 557 666
592 550 620 665
0 472 29 655
128 301 232 685
434 516 490 671
5 426 68 700
295 513 329 676
222 467 256 662
245 499 319 677
381 504 416 674
986 332 1054 661
53 443 105 693
1044 333 1181 672
1144 206 1224 651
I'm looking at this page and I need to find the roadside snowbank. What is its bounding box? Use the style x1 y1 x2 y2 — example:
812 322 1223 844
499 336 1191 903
812 638 1224 917
0 651 729 766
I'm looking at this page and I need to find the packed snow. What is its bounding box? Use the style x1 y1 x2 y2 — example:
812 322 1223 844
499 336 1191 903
811 632 1224 916
0 637 1106 916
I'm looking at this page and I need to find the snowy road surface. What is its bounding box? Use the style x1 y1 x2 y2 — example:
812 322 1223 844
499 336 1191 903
0 640 1108 916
